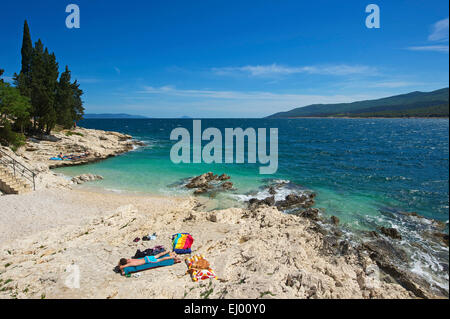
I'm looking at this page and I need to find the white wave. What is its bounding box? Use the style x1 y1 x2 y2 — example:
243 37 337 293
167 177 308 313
232 182 308 203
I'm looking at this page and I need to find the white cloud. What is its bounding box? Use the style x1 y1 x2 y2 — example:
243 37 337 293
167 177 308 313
212 63 377 77
136 85 382 117
92 84 396 117
75 77 102 83
428 18 449 42
407 18 449 53
140 85 368 101
368 81 422 88
407 45 449 53
114 66 121 75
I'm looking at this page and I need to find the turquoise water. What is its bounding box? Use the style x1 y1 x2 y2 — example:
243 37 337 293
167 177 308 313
56 118 449 223
55 118 449 290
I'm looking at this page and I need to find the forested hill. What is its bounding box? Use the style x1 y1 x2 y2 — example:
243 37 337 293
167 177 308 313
266 88 449 118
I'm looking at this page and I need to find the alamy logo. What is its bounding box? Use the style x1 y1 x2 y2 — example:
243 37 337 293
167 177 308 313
170 120 278 174
66 4 80 29
63 264 80 289
365 4 380 29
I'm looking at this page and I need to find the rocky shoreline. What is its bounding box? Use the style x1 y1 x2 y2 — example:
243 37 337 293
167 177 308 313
0 130 448 299
1 127 144 191
181 173 449 299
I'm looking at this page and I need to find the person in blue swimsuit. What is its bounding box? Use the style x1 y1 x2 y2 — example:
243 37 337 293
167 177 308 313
117 251 181 275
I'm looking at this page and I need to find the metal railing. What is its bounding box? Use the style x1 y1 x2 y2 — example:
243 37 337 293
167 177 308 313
0 148 36 191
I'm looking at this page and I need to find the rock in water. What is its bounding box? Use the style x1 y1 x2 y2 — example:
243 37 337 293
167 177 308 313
186 172 235 196
247 196 276 210
221 181 233 190
218 173 231 181
193 188 208 195
380 227 402 240
432 232 449 247
71 174 103 185
186 172 215 189
361 239 409 263
331 216 340 225
276 193 315 209
296 208 321 221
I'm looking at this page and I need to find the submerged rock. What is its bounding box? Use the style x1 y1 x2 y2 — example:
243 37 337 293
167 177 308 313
186 172 213 189
295 208 321 221
431 232 449 247
275 193 316 210
380 227 402 240
186 172 234 195
247 196 275 210
361 239 408 263
356 238 445 298
221 181 233 190
193 188 208 195
71 174 103 184
218 173 230 181
331 216 340 225
268 186 276 195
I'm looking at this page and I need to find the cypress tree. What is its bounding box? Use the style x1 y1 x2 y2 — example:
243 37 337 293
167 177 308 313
30 39 45 130
21 21 33 78
15 20 33 98
71 79 84 124
30 39 59 133
55 66 73 128
42 49 59 134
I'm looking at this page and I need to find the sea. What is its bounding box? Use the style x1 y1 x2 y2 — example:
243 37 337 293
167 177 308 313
54 118 449 292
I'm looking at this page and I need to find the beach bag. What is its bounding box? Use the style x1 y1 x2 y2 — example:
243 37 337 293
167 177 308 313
171 233 194 254
185 255 217 282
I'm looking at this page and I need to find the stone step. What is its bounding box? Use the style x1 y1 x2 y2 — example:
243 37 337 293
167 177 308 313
0 182 30 194
0 167 33 194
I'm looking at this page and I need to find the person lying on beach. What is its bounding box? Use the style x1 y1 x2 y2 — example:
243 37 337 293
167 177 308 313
117 251 181 275
59 152 89 161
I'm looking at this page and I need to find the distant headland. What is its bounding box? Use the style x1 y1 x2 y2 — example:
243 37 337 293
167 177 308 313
83 113 149 119
266 87 449 119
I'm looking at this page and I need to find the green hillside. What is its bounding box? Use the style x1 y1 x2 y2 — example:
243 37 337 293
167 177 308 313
267 88 449 118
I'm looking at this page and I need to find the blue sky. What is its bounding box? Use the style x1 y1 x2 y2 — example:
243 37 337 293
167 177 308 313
1 0 448 118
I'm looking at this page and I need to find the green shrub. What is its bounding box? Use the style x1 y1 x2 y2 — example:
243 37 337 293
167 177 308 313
65 131 84 137
0 122 26 151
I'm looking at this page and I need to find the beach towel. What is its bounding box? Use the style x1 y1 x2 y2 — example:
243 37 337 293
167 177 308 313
172 233 194 254
123 253 174 275
185 255 217 282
